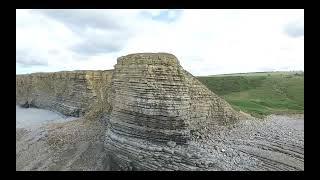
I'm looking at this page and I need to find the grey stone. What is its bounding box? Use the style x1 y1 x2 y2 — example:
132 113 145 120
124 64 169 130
167 141 176 148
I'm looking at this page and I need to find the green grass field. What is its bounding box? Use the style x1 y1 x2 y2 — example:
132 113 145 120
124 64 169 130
197 71 304 118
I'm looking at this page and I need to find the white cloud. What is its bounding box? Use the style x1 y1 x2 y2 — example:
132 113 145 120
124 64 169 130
16 9 304 76
284 18 304 38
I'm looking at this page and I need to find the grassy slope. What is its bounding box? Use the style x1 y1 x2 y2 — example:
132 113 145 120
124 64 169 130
198 71 304 118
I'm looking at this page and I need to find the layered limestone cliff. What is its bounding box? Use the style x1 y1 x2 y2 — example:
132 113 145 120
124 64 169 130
104 53 244 170
16 70 113 118
16 53 246 170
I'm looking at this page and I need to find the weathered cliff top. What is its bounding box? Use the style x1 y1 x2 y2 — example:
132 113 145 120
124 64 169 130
16 69 114 76
117 53 180 66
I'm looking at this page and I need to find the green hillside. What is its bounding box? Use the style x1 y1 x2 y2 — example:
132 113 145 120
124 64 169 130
198 71 304 118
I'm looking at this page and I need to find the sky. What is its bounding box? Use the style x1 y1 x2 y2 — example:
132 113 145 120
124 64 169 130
16 9 304 76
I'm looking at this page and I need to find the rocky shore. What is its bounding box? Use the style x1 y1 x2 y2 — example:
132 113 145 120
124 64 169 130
16 114 303 171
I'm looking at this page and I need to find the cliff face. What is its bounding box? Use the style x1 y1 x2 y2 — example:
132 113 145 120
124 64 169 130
105 53 243 170
16 70 113 118
16 53 245 170
107 53 240 143
108 53 192 145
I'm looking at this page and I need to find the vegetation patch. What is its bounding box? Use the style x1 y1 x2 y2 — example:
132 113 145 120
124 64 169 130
198 71 304 117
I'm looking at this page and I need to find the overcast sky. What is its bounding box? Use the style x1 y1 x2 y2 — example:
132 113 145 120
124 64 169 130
16 9 304 76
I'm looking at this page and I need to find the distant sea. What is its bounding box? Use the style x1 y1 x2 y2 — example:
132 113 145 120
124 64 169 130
16 105 76 129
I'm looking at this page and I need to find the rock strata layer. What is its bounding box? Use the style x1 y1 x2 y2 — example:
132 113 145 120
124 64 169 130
105 53 244 170
16 53 247 170
16 70 113 118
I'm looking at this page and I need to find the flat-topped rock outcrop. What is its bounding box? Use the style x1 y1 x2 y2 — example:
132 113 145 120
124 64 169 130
109 53 192 145
107 53 240 144
105 53 244 170
16 52 247 170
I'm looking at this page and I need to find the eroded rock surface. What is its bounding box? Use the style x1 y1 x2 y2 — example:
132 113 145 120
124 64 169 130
16 70 113 118
16 114 304 171
105 53 245 170
16 118 110 171
16 53 303 171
